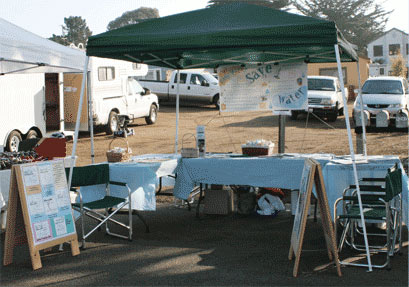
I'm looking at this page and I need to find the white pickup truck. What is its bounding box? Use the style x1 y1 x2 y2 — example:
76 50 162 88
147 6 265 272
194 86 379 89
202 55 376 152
138 70 220 108
64 57 159 135
290 76 348 122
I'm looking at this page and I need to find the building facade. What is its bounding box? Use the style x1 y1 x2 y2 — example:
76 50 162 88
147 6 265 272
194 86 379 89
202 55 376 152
307 57 370 99
367 28 408 78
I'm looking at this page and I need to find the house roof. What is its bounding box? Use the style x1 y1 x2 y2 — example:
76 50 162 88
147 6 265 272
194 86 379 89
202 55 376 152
368 28 409 45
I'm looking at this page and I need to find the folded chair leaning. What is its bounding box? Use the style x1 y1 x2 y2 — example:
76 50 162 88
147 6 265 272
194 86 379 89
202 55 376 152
66 164 148 248
334 163 403 269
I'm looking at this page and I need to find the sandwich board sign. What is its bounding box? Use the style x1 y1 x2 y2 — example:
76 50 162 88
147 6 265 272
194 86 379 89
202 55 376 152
3 159 79 270
288 158 341 277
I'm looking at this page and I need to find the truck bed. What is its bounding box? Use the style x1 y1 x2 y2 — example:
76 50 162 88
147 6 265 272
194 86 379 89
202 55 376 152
139 79 171 100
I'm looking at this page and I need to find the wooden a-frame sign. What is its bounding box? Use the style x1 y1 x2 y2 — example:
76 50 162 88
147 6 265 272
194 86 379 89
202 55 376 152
3 160 80 270
288 158 341 277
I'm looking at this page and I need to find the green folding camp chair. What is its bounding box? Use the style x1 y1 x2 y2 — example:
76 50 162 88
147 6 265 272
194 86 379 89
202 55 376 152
67 164 140 248
334 164 402 269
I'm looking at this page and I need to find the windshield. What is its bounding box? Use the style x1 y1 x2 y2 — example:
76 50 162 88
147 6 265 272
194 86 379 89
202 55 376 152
128 78 144 94
362 80 403 95
203 73 219 84
308 79 335 91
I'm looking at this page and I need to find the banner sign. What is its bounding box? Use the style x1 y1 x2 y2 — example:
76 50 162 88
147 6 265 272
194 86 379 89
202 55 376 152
217 62 308 112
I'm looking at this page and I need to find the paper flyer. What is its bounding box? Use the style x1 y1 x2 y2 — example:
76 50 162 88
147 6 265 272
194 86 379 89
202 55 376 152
20 160 77 246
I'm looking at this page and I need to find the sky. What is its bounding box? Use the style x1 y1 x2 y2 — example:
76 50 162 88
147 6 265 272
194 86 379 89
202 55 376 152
0 0 407 39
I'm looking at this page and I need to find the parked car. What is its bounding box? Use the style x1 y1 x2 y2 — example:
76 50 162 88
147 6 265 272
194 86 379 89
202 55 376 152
290 76 348 122
138 69 220 108
352 76 409 127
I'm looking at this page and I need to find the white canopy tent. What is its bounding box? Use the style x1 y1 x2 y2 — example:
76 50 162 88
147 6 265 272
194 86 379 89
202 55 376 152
0 17 85 75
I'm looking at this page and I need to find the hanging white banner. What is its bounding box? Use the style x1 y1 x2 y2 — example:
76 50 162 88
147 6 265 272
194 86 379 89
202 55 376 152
217 62 308 112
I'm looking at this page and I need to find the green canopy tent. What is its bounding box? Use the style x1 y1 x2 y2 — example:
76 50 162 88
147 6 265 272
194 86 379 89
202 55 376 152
70 2 371 270
85 3 357 67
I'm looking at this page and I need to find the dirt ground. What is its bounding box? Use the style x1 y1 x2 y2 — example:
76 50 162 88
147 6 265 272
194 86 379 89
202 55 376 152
1 101 407 286
68 101 408 166
1 200 407 286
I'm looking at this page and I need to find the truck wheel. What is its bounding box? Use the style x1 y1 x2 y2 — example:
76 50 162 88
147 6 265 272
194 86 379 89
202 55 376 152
213 95 220 109
338 107 344 116
290 111 298 120
7 131 22 152
145 104 157 125
106 111 119 135
27 130 39 139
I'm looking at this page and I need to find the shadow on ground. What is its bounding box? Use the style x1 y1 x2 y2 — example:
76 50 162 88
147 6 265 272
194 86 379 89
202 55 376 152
1 198 407 286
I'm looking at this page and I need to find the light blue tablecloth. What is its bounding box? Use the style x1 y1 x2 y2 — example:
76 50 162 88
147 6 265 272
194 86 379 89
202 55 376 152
174 154 408 225
322 155 408 225
173 153 334 200
79 154 179 211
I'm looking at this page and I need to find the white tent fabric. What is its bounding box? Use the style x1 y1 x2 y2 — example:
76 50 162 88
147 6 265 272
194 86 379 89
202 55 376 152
0 18 86 74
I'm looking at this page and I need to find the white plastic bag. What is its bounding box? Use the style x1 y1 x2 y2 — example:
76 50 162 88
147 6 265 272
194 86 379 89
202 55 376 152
257 194 285 216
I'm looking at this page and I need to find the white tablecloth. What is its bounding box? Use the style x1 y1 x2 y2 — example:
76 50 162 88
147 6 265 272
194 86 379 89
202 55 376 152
79 154 179 211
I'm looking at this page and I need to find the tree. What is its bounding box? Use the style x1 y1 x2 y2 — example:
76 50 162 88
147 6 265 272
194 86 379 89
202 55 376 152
107 7 160 31
207 0 291 9
48 16 92 46
49 34 68 46
292 0 392 54
390 52 408 78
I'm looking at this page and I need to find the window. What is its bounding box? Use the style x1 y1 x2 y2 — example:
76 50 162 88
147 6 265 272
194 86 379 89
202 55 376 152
190 74 207 85
128 78 144 95
389 44 400 55
307 78 336 91
362 80 403 95
319 67 347 84
98 67 115 81
379 68 384 75
406 43 408 55
173 73 187 84
373 45 383 57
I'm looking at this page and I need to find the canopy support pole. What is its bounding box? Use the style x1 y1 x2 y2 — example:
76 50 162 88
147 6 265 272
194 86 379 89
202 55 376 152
356 61 367 158
334 45 372 271
68 56 89 188
87 71 95 164
175 70 180 154
278 115 285 153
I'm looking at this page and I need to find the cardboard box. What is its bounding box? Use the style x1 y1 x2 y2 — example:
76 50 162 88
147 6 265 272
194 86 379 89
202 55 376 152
204 189 233 215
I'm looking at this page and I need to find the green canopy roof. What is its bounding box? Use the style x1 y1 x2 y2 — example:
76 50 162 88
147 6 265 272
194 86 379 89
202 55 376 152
86 3 357 69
